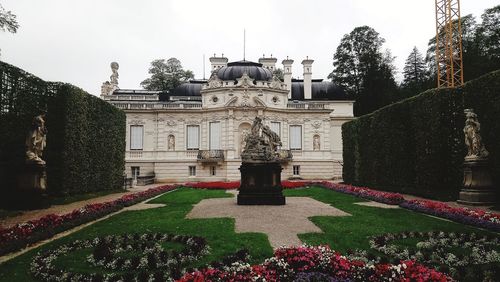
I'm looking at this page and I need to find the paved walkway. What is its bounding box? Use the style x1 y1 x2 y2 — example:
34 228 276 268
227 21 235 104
187 190 351 248
0 183 167 229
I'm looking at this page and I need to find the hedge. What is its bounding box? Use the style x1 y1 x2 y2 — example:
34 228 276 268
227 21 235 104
342 70 500 201
0 61 125 202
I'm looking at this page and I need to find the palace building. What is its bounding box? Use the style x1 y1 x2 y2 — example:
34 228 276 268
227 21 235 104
101 55 354 182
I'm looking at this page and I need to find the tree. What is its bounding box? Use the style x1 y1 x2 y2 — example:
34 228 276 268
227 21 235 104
140 58 194 91
476 5 500 72
272 68 284 81
0 4 18 33
402 47 428 95
328 26 397 116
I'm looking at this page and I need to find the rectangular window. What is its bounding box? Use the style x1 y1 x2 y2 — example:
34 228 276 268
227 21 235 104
188 166 196 176
130 125 144 150
210 166 216 176
293 165 300 176
187 125 200 150
131 166 140 179
289 125 302 150
270 122 281 138
209 122 221 150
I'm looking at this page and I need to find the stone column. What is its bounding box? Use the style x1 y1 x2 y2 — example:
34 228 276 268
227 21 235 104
282 57 294 99
301 57 314 100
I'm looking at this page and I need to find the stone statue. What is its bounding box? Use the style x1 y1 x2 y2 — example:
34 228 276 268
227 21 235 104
464 109 488 159
168 135 175 151
26 114 47 165
110 62 119 86
241 117 282 161
101 62 120 96
313 135 320 151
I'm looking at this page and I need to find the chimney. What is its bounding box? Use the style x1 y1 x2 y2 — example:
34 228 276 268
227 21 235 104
302 57 314 100
209 54 228 72
282 57 294 99
259 54 278 72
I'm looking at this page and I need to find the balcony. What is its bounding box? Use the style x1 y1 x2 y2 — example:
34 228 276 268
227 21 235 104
276 149 293 163
197 150 225 164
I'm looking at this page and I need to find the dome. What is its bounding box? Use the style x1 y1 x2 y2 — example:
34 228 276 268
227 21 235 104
216 61 273 81
170 80 205 97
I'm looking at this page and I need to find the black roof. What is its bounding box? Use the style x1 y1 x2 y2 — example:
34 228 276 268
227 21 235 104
169 80 206 97
216 60 273 81
290 81 349 100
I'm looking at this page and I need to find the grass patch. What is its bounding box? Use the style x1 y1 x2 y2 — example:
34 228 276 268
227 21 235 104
284 187 498 253
0 187 497 281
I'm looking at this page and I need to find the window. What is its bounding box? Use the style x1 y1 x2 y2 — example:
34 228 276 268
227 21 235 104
130 125 143 150
210 166 216 176
270 122 281 137
289 125 302 150
189 166 196 176
187 125 200 150
209 122 221 150
131 166 140 179
293 165 300 176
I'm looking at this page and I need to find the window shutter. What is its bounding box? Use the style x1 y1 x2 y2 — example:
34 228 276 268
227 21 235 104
289 125 302 149
209 122 221 150
270 122 281 138
130 126 143 150
187 125 200 149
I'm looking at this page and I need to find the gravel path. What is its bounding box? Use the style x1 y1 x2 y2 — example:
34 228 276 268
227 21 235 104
187 190 351 248
0 184 166 229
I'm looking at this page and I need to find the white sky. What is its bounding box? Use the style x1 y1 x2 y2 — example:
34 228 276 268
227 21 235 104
1 0 498 96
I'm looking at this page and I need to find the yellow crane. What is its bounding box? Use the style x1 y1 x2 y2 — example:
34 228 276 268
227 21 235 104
435 0 464 88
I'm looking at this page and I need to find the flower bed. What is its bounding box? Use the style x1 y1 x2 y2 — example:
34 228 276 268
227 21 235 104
316 182 405 205
179 245 452 281
31 233 209 281
368 231 500 281
400 199 500 232
0 185 178 256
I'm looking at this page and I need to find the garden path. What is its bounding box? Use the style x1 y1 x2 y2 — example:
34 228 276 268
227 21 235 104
0 184 167 229
186 190 351 248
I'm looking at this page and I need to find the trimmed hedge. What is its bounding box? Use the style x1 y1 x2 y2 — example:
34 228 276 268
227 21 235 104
343 70 500 200
0 61 125 201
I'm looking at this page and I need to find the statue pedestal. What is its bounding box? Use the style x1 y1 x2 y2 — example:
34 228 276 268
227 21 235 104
16 163 47 209
458 158 496 205
237 161 285 205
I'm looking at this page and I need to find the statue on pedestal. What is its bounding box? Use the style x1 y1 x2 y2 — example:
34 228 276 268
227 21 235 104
458 109 495 205
238 117 285 205
101 62 120 96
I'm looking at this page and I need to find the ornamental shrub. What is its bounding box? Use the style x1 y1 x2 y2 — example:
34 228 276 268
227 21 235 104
0 61 125 201
343 70 500 201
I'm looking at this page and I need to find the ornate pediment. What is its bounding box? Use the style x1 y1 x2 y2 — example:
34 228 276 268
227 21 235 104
206 72 223 89
236 72 254 88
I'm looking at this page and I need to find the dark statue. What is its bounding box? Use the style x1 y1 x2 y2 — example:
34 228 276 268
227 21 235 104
238 117 285 205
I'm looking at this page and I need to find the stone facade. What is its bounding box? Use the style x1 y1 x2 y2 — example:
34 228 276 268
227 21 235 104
102 56 354 182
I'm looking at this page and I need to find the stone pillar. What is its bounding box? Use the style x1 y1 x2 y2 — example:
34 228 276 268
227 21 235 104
302 57 314 100
282 58 294 99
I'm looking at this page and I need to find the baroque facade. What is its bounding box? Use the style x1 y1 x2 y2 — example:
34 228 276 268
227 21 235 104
102 55 354 182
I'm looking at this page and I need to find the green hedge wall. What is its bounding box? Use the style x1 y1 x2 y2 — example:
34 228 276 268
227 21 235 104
0 61 125 199
342 70 500 200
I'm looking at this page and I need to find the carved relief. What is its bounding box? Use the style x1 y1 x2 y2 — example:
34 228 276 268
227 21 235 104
312 121 322 129
207 72 223 89
236 72 254 88
129 119 146 125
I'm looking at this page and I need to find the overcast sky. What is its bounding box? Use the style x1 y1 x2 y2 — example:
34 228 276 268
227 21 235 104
1 0 498 96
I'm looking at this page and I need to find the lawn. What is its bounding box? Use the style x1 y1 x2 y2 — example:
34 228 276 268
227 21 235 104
0 187 498 281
